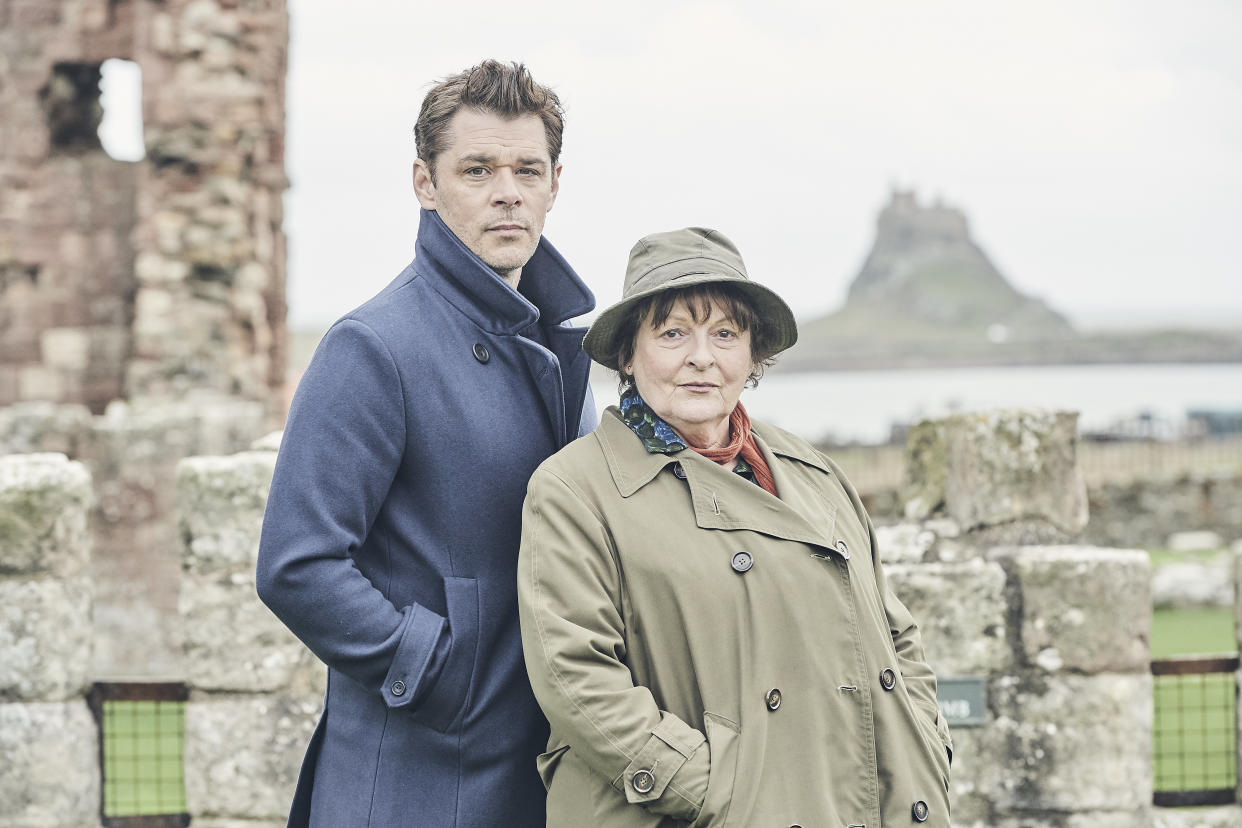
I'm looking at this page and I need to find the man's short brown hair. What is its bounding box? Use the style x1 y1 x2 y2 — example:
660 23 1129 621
415 60 564 181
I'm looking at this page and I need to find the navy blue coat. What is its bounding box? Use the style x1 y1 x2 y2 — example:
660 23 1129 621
257 209 596 827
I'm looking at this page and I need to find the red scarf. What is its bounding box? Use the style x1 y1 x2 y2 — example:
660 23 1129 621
684 402 777 497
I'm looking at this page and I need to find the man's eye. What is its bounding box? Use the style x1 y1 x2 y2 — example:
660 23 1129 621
465 167 488 177
517 168 540 177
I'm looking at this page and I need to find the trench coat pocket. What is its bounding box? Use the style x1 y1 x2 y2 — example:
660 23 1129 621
688 713 740 828
911 702 951 793
537 743 571 790
410 576 481 733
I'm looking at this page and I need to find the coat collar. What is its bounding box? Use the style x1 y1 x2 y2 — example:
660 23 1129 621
413 208 595 335
594 407 839 551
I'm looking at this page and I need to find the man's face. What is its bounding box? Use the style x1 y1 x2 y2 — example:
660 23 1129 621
413 108 560 286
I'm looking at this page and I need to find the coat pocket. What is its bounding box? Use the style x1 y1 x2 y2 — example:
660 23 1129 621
908 694 951 795
688 712 741 828
536 743 571 791
412 576 481 733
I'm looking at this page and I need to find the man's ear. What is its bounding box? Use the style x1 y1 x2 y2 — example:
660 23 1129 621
546 162 563 212
413 159 437 209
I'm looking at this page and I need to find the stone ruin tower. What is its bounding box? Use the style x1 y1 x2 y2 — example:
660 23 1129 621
0 0 288 678
0 0 287 409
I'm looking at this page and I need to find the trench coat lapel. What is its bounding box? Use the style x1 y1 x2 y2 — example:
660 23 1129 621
596 409 840 553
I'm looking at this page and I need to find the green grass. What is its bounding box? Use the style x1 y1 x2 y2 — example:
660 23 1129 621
1151 607 1237 796
101 701 187 816
1152 607 1236 659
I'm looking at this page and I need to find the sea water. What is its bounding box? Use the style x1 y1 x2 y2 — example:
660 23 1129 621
591 363 1242 445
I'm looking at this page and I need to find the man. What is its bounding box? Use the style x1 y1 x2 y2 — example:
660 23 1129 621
257 60 596 827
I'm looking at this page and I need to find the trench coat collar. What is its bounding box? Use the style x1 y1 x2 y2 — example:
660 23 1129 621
595 407 839 550
414 208 595 335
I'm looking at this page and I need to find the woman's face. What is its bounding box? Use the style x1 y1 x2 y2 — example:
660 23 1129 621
627 297 754 448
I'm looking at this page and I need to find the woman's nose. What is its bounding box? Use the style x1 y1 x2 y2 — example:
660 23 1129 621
685 334 715 368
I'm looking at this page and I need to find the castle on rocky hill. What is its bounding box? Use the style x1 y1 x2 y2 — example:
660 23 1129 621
845 188 1072 337
785 189 1078 370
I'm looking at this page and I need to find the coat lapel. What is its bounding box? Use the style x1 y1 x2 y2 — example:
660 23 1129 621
596 409 840 553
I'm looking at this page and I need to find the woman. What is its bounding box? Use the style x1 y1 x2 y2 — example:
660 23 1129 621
518 228 951 827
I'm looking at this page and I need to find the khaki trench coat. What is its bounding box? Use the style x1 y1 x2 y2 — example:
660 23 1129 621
518 407 952 827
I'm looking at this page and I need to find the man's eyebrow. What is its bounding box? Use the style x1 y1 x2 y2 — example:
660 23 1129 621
456 153 548 168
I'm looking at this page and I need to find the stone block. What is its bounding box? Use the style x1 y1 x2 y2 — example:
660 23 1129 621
1151 556 1231 609
988 673 1151 813
1151 806 1242 828
903 410 1088 534
39 327 90 371
943 726 991 827
0 453 91 576
249 430 282 452
0 574 92 701
181 568 319 693
885 558 1010 676
1167 530 1225 552
17 364 64 401
0 700 100 828
177 450 276 577
184 693 321 821
991 546 1150 674
876 522 936 564
1235 541 1242 653
0 403 92 455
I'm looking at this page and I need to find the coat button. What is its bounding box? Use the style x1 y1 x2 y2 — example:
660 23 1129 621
912 799 929 821
631 768 655 794
765 688 782 711
880 668 896 691
836 539 850 560
673 462 687 479
731 551 753 573
391 680 406 697
472 343 490 364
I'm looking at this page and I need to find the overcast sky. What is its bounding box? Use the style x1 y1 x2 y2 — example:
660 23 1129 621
279 0 1241 331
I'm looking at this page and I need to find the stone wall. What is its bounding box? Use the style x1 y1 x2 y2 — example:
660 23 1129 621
1085 474 1242 550
1 399 267 678
0 0 288 411
886 409 1154 826
177 441 322 827
0 453 99 828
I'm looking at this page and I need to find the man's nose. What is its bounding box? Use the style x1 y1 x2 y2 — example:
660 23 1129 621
491 168 521 206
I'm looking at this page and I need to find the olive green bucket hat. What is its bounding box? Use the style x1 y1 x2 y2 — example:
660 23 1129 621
582 227 798 371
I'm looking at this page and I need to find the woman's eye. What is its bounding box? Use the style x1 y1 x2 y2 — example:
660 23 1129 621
660 329 682 339
716 329 737 339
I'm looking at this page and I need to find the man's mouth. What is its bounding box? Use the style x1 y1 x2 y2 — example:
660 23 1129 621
489 223 525 233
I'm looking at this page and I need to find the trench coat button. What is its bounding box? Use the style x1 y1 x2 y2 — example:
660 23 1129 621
631 768 655 794
731 551 753 573
836 539 850 560
673 462 687 479
472 343 490 364
390 680 406 697
912 799 929 821
880 668 897 691
765 688 782 711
